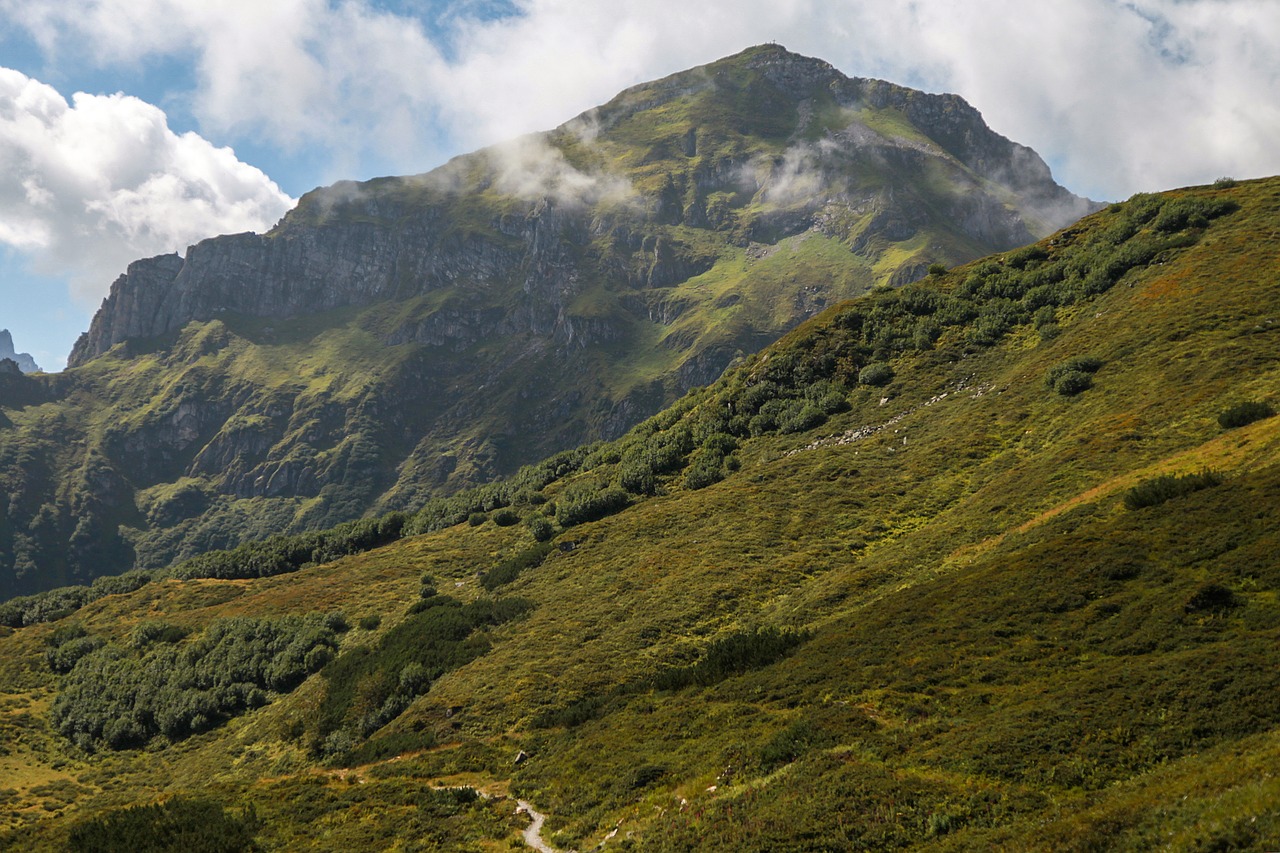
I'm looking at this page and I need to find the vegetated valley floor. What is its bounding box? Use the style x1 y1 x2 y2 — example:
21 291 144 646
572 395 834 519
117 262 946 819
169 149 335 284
2 177 1280 850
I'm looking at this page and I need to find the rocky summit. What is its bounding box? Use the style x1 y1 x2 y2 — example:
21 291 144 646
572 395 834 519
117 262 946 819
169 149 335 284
0 329 40 374
1 45 1095 597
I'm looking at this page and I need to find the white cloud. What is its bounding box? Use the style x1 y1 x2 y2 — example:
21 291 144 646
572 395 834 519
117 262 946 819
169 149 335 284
3 0 1280 202
483 132 635 206
7 0 1269 201
0 67 294 302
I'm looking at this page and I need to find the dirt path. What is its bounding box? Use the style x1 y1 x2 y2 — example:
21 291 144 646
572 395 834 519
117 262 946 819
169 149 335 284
311 750 571 851
517 799 569 853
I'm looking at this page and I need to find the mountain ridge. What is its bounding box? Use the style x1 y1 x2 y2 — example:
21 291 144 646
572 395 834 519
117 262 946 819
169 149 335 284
70 45 1094 367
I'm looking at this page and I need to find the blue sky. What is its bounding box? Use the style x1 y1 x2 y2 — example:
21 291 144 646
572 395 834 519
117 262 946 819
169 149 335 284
1 0 1277 370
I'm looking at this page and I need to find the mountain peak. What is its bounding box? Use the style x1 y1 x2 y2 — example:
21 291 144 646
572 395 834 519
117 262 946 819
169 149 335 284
34 48 1099 595
0 328 40 373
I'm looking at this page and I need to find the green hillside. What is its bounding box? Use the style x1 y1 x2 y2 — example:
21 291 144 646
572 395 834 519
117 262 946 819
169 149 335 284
2 175 1275 850
0 44 1095 598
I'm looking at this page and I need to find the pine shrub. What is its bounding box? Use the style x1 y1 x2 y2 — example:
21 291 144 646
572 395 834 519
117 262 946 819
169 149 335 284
1218 400 1274 429
1123 470 1223 510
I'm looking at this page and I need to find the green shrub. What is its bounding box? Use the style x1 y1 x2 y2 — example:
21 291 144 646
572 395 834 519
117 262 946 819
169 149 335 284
130 620 190 649
527 515 554 542
1006 245 1049 270
1050 369 1093 395
968 298 1026 344
1123 470 1223 510
467 511 487 527
481 542 555 591
45 630 106 674
629 764 667 790
618 454 657 495
1218 400 1274 429
531 695 608 729
492 508 520 527
67 797 260 853
684 449 725 490
912 318 941 350
1038 323 1062 343
778 401 827 435
51 615 340 750
759 719 832 771
316 595 533 751
167 513 408 582
357 614 382 631
1046 356 1103 395
340 730 438 766
1184 582 1240 614
858 362 894 387
652 626 810 691
927 262 948 276
558 485 629 527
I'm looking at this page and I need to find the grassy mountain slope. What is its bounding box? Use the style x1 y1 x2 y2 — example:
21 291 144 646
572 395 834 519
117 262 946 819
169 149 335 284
1 176 1274 850
0 44 1095 598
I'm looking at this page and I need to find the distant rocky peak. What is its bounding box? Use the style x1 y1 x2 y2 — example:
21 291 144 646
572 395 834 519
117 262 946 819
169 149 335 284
0 329 40 373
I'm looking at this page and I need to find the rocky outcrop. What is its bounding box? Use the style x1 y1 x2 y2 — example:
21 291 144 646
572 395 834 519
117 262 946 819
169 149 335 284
0 330 40 373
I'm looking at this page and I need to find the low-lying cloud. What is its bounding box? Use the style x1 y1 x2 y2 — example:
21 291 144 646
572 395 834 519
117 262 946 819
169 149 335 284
485 133 634 207
0 68 294 302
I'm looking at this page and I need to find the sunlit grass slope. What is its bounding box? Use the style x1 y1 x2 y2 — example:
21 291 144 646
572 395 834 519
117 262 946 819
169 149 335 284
2 176 1278 850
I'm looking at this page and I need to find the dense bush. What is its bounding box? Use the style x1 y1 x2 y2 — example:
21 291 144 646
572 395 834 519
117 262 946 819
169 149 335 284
1046 356 1104 396
45 625 106 674
1184 582 1241 614
759 719 833 771
492 508 520 527
66 797 260 853
1218 400 1274 429
684 447 727 490
340 730 438 766
1050 369 1093 395
130 620 191 649
527 515 554 542
531 695 609 729
481 542 555 591
652 626 810 690
858 362 894 387
316 595 533 757
557 484 630 527
167 513 408 582
50 615 339 751
1123 470 1223 510
0 570 153 628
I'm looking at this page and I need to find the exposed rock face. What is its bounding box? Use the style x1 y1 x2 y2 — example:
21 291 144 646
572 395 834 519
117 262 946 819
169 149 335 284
0 330 40 373
3 44 1102 597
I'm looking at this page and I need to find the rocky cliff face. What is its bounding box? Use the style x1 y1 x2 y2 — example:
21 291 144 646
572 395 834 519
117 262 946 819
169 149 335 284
3 44 1100 597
